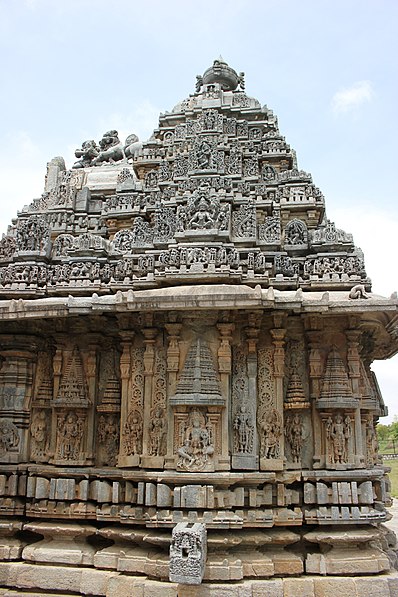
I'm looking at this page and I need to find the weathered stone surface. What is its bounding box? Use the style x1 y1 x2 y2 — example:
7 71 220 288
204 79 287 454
0 58 396 594
169 522 207 584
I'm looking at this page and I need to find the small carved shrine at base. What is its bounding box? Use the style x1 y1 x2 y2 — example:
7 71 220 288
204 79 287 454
0 58 397 595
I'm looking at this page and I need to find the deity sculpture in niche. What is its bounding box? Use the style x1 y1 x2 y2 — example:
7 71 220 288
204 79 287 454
123 410 143 456
285 413 304 463
177 409 214 471
0 420 20 458
97 414 119 466
56 411 84 461
196 139 212 169
176 186 229 236
259 408 282 459
325 413 352 465
233 404 254 454
16 215 49 252
149 407 166 457
365 415 378 466
30 410 50 461
284 219 308 246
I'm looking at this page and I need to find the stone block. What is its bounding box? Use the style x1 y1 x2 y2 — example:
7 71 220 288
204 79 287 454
204 555 243 581
137 482 145 504
80 568 117 595
157 484 172 507
25 477 35 498
283 577 314 597
6 562 82 593
232 454 258 470
388 577 398 597
90 480 112 502
35 477 50 500
145 483 157 506
359 481 374 504
22 523 97 567
7 476 17 495
181 485 206 509
143 580 178 597
306 546 390 576
107 575 145 597
313 577 357 597
169 522 207 585
354 577 390 597
252 579 283 597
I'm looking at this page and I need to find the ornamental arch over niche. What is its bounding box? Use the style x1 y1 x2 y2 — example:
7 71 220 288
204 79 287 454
284 218 308 247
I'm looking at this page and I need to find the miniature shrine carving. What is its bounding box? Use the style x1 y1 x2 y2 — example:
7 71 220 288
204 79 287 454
0 57 396 594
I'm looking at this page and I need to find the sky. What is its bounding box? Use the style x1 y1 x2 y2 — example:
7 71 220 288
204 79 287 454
0 0 397 421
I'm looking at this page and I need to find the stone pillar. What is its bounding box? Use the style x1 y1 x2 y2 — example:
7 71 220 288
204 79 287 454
84 344 97 464
346 328 364 466
306 329 323 469
217 322 234 470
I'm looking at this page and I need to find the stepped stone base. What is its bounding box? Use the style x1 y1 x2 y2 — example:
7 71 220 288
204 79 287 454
0 565 397 596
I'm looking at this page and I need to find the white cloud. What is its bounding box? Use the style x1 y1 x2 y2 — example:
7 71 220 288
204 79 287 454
98 102 161 146
331 81 374 114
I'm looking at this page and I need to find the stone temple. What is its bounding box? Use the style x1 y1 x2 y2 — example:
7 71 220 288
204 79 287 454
0 59 397 596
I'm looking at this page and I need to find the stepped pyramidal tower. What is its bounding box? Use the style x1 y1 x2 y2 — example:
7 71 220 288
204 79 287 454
0 59 397 595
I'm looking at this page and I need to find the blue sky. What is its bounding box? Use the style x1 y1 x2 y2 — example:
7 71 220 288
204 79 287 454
0 0 397 420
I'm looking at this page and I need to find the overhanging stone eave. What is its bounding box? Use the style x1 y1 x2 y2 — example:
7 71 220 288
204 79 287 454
0 285 397 322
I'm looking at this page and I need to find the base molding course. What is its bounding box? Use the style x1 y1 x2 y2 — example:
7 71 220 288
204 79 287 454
0 564 397 597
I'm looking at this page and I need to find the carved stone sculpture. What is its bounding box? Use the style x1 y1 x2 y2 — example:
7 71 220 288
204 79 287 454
169 522 207 584
0 58 395 595
72 140 99 169
93 130 124 165
177 409 214 471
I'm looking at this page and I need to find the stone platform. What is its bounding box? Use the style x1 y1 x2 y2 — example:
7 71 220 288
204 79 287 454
0 566 397 597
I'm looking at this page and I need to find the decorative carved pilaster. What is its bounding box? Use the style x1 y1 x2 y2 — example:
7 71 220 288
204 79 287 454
217 322 234 470
346 329 364 466
164 323 182 465
30 347 53 463
96 346 121 467
0 336 39 463
141 327 158 462
118 331 142 467
305 329 323 468
260 325 286 470
231 315 259 470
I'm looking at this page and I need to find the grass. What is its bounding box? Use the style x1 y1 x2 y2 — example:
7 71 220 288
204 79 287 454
385 458 398 498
